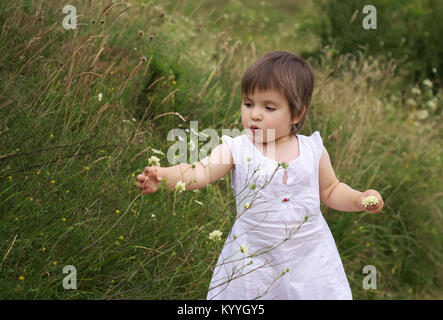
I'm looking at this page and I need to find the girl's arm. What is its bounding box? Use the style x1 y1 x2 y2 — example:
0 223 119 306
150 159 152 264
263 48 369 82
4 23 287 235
318 146 383 213
138 142 234 193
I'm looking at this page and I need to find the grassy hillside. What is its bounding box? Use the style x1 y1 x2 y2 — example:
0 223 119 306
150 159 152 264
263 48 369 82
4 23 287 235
0 0 441 299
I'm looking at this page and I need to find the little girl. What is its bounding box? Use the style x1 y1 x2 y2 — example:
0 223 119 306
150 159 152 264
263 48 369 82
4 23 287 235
136 51 384 300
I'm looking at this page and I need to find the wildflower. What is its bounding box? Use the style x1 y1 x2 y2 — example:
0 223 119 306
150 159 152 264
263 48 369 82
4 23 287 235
194 200 203 206
432 68 437 74
366 242 371 247
416 109 429 120
115 209 120 214
8 176 12 181
118 236 124 240
138 30 144 36
422 79 433 88
175 181 186 193
209 230 222 241
244 202 250 209
427 99 437 112
172 80 176 85
151 214 156 218
148 155 160 167
18 276 24 281
50 180 55 184
98 93 103 101
36 170 41 175
411 87 421 95
40 247 46 252
362 196 378 207
62 218 66 222
50 133 54 139
406 98 417 107
84 166 89 171
282 198 290 202
240 244 247 254
52 261 57 266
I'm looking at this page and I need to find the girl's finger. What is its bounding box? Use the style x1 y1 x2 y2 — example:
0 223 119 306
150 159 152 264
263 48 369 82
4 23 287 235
144 166 153 176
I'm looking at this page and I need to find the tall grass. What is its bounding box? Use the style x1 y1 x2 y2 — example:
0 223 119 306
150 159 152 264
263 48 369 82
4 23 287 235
0 0 441 299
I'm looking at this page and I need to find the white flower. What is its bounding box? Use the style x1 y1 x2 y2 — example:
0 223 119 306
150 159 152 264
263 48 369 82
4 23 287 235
194 200 203 206
422 79 433 88
240 244 247 254
151 214 156 218
406 98 417 107
427 99 437 112
98 93 103 101
175 181 186 193
148 155 160 167
362 196 378 207
432 68 437 74
411 87 421 95
209 230 222 241
416 109 429 120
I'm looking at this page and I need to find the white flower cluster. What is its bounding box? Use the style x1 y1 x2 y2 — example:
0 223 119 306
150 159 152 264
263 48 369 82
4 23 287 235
362 196 378 207
148 155 160 167
175 181 186 193
208 230 222 241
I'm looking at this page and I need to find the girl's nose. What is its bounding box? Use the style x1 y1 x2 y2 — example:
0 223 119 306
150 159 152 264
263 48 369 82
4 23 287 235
251 108 262 121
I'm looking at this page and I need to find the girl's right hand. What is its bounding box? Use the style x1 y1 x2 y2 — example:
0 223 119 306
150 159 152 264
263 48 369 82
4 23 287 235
136 166 163 194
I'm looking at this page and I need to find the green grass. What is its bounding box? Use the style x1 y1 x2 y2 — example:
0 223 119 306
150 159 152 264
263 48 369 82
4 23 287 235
0 0 441 299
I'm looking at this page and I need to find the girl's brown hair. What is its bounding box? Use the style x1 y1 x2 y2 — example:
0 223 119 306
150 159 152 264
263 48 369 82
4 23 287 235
241 50 314 135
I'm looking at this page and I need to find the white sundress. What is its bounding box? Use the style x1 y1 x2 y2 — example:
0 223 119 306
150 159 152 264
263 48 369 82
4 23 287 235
206 131 353 300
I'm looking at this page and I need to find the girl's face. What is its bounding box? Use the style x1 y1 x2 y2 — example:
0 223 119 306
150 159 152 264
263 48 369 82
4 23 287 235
241 89 299 144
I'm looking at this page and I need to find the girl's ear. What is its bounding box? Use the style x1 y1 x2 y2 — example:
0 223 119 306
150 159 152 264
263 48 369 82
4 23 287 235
291 106 306 125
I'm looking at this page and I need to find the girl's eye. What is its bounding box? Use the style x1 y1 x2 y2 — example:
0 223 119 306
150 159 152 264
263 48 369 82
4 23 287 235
266 107 275 111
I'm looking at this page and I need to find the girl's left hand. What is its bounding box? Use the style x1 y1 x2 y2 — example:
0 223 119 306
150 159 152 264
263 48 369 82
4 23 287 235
358 189 384 214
